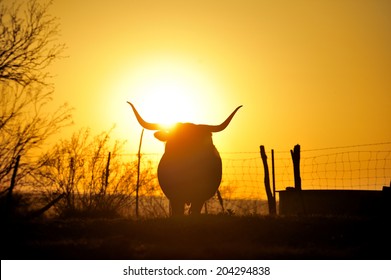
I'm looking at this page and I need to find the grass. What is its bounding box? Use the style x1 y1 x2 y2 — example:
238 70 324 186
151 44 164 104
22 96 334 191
1 214 390 260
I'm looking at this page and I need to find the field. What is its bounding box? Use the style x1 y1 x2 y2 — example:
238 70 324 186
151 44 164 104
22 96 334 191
2 214 390 260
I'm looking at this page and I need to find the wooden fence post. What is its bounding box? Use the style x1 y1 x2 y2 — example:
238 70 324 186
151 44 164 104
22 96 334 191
290 144 301 190
9 155 21 196
66 157 75 209
104 152 111 190
271 149 276 210
260 145 276 215
136 128 144 218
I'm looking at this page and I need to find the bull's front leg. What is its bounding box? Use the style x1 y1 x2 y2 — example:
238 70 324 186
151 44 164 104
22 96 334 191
170 199 185 216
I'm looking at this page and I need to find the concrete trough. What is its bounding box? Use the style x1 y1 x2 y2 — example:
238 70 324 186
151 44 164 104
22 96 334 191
278 188 391 216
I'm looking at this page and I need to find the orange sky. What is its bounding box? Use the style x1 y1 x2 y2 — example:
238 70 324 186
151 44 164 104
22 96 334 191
48 0 391 154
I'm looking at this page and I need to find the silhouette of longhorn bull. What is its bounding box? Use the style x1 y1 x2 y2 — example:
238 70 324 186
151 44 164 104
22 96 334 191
127 102 242 215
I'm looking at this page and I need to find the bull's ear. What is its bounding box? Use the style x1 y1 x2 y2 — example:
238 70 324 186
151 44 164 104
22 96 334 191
154 131 169 142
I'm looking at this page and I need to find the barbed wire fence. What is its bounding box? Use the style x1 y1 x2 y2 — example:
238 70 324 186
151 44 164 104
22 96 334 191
273 142 391 192
16 142 390 218
119 142 391 216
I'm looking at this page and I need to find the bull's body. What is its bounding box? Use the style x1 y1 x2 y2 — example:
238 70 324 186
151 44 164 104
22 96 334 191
157 123 222 214
128 102 241 215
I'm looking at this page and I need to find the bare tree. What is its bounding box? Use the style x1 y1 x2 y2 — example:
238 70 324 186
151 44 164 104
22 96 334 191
0 0 65 86
0 0 71 192
36 128 158 218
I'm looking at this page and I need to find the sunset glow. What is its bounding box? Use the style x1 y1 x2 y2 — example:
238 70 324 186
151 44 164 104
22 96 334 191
50 0 390 155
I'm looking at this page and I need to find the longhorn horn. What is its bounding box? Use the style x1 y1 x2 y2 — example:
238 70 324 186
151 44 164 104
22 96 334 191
202 105 242 132
127 102 161 130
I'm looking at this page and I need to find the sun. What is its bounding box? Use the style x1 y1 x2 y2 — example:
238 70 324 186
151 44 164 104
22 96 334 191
111 57 223 128
134 69 200 127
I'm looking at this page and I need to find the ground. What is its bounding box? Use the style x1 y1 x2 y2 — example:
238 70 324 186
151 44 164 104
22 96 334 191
1 215 390 260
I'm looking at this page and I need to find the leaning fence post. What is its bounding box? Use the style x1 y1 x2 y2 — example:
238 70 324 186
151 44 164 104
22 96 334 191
260 145 276 215
216 189 225 213
9 155 21 196
29 193 66 219
290 144 301 190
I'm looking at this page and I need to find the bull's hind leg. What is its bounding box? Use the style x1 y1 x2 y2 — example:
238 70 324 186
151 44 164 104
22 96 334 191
189 200 204 215
169 199 185 216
